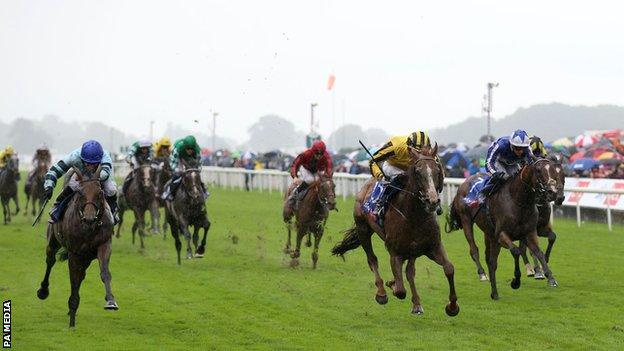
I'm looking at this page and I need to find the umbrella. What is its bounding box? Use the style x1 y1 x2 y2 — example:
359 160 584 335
570 158 599 171
597 152 617 160
465 145 489 160
574 134 598 148
348 150 371 162
551 137 573 147
599 158 622 166
230 151 242 159
569 151 586 163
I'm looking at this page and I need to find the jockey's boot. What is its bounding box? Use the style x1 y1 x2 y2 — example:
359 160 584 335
481 172 506 199
288 182 309 207
106 194 120 224
164 175 181 201
200 181 210 201
48 186 75 223
436 203 443 216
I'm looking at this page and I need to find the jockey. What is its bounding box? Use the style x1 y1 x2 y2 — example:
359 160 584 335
530 136 548 158
44 140 119 223
481 130 533 198
126 138 153 169
0 146 15 174
154 137 172 159
368 131 443 217
25 144 52 191
287 140 333 205
163 135 208 201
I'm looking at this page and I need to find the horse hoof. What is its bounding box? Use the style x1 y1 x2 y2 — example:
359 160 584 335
490 293 499 300
510 278 521 290
394 290 407 300
194 253 204 258
305 241 312 248
289 258 299 268
548 279 558 287
479 274 489 281
534 272 545 280
104 301 119 310
283 247 291 254
411 305 424 315
445 303 460 317
526 269 535 277
37 288 49 300
375 294 388 305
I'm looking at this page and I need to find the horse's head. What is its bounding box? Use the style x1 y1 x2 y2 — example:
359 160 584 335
523 158 561 203
73 166 106 225
135 164 154 191
317 174 337 211
407 143 444 213
549 158 566 205
182 168 203 202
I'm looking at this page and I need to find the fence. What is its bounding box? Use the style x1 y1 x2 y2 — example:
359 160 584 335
113 164 624 231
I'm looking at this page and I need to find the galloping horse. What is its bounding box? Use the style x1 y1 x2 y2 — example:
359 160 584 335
0 157 20 224
152 157 172 238
520 158 565 278
446 158 558 300
332 145 459 316
24 161 48 217
282 173 337 269
36 166 118 327
122 164 158 249
165 160 211 264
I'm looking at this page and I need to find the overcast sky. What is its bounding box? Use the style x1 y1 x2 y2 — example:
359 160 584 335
1 1 623 144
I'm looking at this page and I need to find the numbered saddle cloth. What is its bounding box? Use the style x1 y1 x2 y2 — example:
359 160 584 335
463 174 490 208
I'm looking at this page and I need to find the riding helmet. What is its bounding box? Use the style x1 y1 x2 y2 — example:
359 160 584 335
509 130 531 147
80 140 104 164
407 131 432 149
311 140 326 153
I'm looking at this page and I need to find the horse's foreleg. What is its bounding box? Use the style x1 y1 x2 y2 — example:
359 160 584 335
67 255 89 328
178 218 193 260
97 240 118 310
191 225 200 257
150 200 160 234
429 243 460 316
169 217 182 265
544 229 556 263
461 217 487 281
283 220 292 254
12 194 19 216
519 240 535 277
24 193 30 216
388 254 406 300
136 210 146 250
196 218 210 256
526 231 557 287
37 231 60 300
311 226 323 269
405 259 424 315
485 235 501 300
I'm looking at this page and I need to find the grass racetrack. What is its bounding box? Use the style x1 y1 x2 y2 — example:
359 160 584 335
1 177 623 350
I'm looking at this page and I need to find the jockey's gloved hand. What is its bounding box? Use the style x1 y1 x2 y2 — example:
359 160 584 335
44 186 53 200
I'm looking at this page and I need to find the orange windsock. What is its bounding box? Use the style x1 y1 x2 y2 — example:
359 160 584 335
327 74 335 90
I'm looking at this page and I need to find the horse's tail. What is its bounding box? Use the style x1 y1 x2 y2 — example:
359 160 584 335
331 225 361 257
445 200 462 233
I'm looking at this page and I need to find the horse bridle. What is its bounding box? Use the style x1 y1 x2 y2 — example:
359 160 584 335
181 168 203 200
315 179 335 210
77 178 104 225
521 158 551 200
391 156 442 204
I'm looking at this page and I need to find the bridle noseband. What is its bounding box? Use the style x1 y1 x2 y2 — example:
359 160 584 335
77 178 104 225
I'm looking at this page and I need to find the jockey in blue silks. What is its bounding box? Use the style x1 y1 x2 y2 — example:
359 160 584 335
480 130 533 199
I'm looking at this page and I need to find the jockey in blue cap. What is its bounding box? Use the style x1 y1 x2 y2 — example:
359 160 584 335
480 129 533 198
44 140 119 223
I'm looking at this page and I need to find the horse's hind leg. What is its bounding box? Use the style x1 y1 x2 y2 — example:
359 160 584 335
24 194 30 216
387 253 407 300
67 255 90 328
169 218 182 265
359 223 387 304
98 240 119 310
12 194 19 216
196 218 210 257
283 220 292 254
429 243 460 316
289 225 304 267
191 225 200 257
462 217 487 281
305 232 312 248
526 231 557 287
405 259 424 315
311 226 323 269
544 229 556 263
37 230 60 300
150 201 161 234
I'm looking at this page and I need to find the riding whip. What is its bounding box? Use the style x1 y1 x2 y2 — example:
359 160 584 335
32 197 50 227
358 140 388 179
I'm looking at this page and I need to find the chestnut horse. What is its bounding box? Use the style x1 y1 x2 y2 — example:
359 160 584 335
332 145 459 316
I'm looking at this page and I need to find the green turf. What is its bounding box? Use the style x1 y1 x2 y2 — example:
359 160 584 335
1 178 623 350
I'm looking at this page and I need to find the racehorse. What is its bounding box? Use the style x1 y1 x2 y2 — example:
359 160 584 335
122 164 158 249
152 157 172 238
282 173 337 269
36 166 118 327
164 160 211 265
520 158 565 278
332 145 459 316
24 161 48 217
0 157 20 224
446 158 558 300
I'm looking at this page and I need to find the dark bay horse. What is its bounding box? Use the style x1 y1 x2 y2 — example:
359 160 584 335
0 157 20 224
24 161 48 217
152 157 172 238
36 166 118 327
122 164 158 249
332 145 459 316
446 159 558 300
165 162 211 265
520 159 565 279
282 174 337 269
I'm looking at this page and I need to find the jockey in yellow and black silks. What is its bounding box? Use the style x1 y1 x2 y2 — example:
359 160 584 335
367 131 443 219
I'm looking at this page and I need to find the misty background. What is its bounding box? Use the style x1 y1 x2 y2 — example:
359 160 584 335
2 102 622 156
